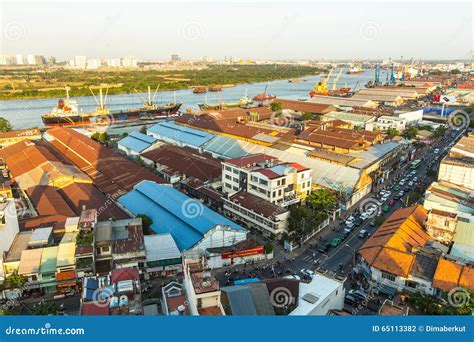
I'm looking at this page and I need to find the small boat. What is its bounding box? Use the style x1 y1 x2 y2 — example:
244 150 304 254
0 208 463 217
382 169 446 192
208 85 222 92
198 93 253 110
193 86 208 94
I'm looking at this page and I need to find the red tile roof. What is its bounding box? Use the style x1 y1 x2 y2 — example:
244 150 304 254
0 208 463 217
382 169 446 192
278 99 336 114
81 302 110 316
46 127 166 195
141 145 222 183
58 182 128 220
111 267 139 283
26 185 76 217
359 205 430 278
224 154 277 167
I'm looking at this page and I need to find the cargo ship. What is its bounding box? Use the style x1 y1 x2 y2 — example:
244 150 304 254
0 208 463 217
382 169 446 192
198 93 253 110
347 66 364 75
41 87 182 127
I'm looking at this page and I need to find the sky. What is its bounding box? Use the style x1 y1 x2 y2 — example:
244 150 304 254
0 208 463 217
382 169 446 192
0 1 472 61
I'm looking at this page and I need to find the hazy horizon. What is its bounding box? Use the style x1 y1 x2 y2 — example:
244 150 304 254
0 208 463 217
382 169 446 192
1 1 472 61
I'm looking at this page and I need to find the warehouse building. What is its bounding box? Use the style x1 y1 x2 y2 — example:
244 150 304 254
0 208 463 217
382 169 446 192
118 181 247 252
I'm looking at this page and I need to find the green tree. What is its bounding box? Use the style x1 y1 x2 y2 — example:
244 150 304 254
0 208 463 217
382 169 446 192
301 112 313 121
4 271 27 289
433 126 446 138
270 101 282 112
307 188 338 212
32 302 60 315
450 69 461 75
264 243 273 254
0 117 13 133
139 125 147 134
121 132 129 138
385 128 400 137
137 214 154 235
91 132 108 143
402 126 418 139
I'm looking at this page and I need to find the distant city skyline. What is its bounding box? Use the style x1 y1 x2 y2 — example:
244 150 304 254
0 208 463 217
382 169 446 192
1 1 472 60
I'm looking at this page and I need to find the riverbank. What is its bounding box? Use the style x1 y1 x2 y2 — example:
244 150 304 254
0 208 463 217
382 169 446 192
0 64 322 101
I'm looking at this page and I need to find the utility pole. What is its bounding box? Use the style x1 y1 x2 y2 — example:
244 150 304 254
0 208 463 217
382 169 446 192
300 218 305 251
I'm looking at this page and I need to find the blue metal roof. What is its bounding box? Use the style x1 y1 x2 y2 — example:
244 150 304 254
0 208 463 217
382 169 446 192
203 135 249 158
118 132 156 153
118 181 245 251
147 121 214 148
129 131 157 144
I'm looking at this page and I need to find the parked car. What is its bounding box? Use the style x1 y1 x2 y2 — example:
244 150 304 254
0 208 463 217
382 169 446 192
348 289 368 301
344 294 359 306
358 230 369 238
318 243 330 253
354 217 363 226
388 199 395 206
330 237 342 248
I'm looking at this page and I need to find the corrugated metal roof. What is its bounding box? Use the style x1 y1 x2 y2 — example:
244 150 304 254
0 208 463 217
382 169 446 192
221 285 257 315
118 181 245 251
30 227 53 244
148 121 215 148
39 246 58 274
18 248 43 275
144 233 181 261
118 132 156 153
202 135 248 159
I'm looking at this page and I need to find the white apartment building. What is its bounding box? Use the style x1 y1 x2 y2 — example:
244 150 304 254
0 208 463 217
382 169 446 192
0 200 20 255
182 257 224 316
289 272 345 316
222 154 311 207
372 116 406 132
438 135 474 190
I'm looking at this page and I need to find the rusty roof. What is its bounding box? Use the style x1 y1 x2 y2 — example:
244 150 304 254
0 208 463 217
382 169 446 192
359 205 431 278
432 259 474 292
142 145 222 183
278 99 336 114
227 191 288 218
46 127 166 195
27 185 76 217
58 182 128 220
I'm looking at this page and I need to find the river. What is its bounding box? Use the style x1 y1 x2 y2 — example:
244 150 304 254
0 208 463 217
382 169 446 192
0 69 388 130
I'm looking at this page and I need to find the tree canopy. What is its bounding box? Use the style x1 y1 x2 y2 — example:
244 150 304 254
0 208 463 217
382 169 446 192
0 117 12 133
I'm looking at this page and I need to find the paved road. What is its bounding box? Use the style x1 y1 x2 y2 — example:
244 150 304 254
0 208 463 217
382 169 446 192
215 127 465 289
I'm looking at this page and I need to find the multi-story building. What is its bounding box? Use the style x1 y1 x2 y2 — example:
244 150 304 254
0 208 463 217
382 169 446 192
222 154 311 207
182 257 224 316
438 135 474 190
0 199 20 255
425 209 457 243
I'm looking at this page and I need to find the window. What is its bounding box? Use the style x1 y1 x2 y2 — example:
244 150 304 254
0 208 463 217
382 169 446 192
278 189 282 196
405 280 418 289
225 166 231 172
381 272 396 282
282 179 286 185
272 191 276 198
233 168 239 175
225 174 232 180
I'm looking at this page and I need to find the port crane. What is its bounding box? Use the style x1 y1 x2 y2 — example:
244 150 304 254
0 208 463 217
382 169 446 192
331 68 344 90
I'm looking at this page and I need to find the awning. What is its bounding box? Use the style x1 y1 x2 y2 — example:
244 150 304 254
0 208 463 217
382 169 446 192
56 270 77 282
378 284 397 298
58 281 76 288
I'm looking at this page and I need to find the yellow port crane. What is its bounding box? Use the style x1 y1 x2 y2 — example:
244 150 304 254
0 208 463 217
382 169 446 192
332 68 344 90
313 68 334 94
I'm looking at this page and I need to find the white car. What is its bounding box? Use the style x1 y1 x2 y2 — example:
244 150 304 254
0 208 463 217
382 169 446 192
413 177 418 182
301 269 315 277
408 181 414 186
